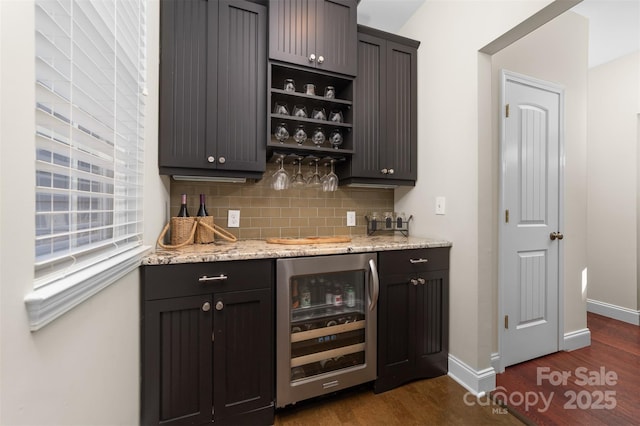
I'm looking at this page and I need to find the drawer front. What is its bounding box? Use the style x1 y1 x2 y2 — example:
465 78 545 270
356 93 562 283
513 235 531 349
142 259 274 300
378 248 449 275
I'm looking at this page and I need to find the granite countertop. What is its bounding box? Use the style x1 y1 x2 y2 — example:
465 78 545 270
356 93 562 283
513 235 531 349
142 235 452 265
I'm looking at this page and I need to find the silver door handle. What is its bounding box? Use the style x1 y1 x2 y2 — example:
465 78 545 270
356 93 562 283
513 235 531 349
199 274 228 282
368 258 380 312
409 258 428 264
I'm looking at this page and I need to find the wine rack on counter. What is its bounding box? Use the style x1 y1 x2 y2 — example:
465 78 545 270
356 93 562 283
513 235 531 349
268 62 354 159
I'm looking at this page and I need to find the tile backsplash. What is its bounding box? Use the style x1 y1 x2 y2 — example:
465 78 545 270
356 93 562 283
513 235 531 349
170 162 395 240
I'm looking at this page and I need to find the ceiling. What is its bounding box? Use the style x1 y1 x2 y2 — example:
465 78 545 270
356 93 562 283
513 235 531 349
357 0 640 68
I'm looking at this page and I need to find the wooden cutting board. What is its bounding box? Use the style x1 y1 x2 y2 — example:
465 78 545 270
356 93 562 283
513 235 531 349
266 236 352 245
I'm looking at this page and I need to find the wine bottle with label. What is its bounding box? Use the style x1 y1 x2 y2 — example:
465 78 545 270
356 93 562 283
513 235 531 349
196 194 208 217
177 194 189 217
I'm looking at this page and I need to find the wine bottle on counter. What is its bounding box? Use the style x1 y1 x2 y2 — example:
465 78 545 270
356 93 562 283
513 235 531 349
196 194 208 216
177 194 189 217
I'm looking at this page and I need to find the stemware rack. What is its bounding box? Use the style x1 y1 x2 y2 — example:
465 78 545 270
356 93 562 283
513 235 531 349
268 62 354 157
364 215 413 237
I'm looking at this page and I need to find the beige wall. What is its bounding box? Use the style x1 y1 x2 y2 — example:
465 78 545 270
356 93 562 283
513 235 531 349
0 1 167 424
395 0 587 372
586 51 640 310
490 10 589 348
170 163 394 240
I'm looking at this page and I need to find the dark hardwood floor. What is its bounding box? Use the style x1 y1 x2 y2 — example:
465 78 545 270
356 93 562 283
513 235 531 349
495 312 640 425
275 313 638 425
275 376 523 425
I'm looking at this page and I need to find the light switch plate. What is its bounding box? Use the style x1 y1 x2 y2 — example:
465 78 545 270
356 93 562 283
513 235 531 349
347 211 356 226
228 210 240 227
435 197 446 215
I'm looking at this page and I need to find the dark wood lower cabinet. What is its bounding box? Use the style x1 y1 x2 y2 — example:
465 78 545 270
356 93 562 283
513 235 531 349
375 248 450 393
141 260 274 425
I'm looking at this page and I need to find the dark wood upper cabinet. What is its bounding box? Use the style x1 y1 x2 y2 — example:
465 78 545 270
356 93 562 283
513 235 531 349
340 26 419 186
269 0 357 76
159 0 267 179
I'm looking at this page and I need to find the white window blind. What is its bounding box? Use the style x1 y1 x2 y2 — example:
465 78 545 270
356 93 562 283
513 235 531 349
34 0 146 285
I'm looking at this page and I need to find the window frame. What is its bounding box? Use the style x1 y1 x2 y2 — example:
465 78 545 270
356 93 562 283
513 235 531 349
25 0 150 331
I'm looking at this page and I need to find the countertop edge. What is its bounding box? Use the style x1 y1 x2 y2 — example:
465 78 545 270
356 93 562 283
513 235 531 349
141 237 452 266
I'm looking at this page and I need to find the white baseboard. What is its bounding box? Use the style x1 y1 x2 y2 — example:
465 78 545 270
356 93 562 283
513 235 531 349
448 354 496 396
587 299 640 326
563 328 591 351
490 352 503 373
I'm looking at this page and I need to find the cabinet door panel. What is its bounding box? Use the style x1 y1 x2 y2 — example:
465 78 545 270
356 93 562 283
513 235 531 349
216 0 266 172
385 41 417 181
315 0 357 76
142 295 213 425
352 33 386 178
416 270 449 377
269 0 316 68
213 288 273 422
159 0 213 169
375 274 415 393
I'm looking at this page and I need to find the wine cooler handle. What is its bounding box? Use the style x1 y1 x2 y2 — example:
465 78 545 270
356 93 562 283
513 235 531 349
368 258 380 312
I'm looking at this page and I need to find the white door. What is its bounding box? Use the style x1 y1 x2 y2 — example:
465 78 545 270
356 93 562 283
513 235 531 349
500 71 563 368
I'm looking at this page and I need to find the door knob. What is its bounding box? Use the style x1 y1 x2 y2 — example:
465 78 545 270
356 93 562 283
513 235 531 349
218 156 226 164
410 278 418 286
202 302 211 312
308 53 316 62
388 168 394 175
550 232 564 241
207 156 215 163
417 278 426 285
215 301 224 311
317 55 325 64
381 168 388 174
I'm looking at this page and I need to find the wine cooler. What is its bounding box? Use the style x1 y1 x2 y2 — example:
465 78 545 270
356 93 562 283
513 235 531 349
276 253 379 407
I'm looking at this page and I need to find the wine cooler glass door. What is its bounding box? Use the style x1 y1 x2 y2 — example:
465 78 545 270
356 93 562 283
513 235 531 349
289 269 366 381
276 253 378 408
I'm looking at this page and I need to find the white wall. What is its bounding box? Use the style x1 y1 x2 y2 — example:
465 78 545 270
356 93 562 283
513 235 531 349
587 51 640 311
0 1 167 424
395 0 588 374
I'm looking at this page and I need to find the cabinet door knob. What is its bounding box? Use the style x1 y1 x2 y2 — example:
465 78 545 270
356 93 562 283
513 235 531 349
417 278 426 285
410 278 418 286
202 302 211 312
207 156 215 163
381 168 388 174
317 55 325 64
215 301 224 311
218 156 226 164
308 53 316 62
388 168 395 175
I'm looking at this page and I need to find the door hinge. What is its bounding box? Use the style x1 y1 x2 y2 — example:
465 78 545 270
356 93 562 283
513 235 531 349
505 104 510 118
504 315 509 329
212 331 215 342
505 209 509 223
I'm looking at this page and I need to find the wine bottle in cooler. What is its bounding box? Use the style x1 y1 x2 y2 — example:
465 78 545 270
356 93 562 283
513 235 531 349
177 194 189 217
196 194 208 216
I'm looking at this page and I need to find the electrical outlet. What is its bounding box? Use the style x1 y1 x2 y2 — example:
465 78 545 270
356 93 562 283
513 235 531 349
227 210 240 227
347 211 356 227
435 197 446 215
